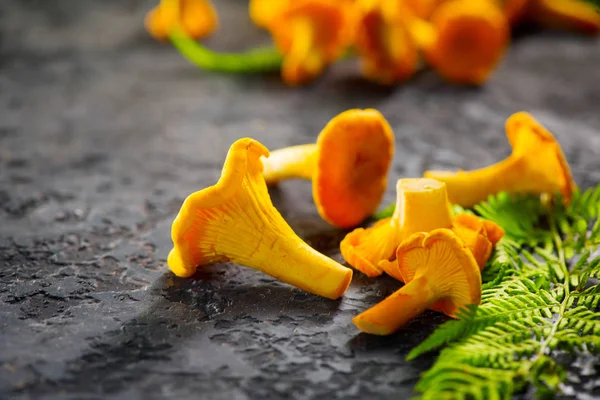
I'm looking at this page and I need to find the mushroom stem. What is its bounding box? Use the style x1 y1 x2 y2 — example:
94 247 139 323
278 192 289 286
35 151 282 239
425 155 520 208
262 144 318 185
352 276 436 335
341 178 453 277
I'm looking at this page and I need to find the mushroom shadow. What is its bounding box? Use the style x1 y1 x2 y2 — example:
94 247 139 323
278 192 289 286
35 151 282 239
24 267 346 397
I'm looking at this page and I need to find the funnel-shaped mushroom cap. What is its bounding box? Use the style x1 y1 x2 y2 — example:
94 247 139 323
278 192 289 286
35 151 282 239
454 213 505 246
145 0 219 41
340 217 401 277
168 138 353 300
314 109 395 228
425 0 510 85
425 112 576 207
451 214 493 270
352 229 481 335
396 229 482 316
505 112 576 202
341 178 453 277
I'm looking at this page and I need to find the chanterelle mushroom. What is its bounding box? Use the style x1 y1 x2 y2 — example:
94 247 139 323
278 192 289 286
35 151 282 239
262 109 395 228
353 229 482 335
266 0 354 86
343 178 504 277
407 0 510 85
425 112 577 207
168 138 353 300
379 210 504 279
341 178 453 277
353 0 419 85
145 0 219 41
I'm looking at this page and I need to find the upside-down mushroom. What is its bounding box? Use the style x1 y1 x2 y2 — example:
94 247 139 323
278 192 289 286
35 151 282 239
526 0 600 35
145 0 219 41
342 177 504 277
266 0 354 86
353 229 482 335
408 0 510 85
262 109 395 228
425 112 577 207
341 178 453 277
353 0 419 84
168 138 353 300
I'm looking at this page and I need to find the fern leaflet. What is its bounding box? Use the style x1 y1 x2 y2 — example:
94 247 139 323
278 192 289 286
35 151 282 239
408 185 600 399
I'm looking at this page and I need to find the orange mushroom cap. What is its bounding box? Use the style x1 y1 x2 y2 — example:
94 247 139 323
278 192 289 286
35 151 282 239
354 0 419 84
268 0 354 85
145 0 219 41
454 212 505 246
353 229 482 335
451 214 493 270
505 112 576 203
262 109 395 229
424 0 510 85
314 109 395 228
168 138 353 300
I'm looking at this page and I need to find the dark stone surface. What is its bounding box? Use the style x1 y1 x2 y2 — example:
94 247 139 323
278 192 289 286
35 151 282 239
1 1 599 399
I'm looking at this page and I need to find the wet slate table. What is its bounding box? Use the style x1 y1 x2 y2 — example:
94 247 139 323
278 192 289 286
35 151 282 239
1 1 600 399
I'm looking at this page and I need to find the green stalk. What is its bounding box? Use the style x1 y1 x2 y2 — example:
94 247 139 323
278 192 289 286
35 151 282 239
168 28 283 74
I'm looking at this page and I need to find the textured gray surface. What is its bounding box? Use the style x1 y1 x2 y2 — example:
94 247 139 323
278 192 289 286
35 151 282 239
1 1 600 399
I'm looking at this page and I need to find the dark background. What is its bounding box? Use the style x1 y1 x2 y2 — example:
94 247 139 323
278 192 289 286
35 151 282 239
1 1 599 399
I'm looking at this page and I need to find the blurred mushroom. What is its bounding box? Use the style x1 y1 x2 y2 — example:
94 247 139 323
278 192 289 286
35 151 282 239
249 0 290 29
168 138 353 300
263 109 395 228
266 0 354 85
408 0 510 85
145 0 219 41
353 0 420 84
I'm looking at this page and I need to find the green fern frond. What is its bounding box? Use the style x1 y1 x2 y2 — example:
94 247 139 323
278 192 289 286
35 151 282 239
474 192 551 247
415 363 519 400
409 183 600 399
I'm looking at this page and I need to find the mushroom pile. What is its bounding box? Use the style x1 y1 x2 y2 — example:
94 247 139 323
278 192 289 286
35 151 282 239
167 109 575 335
146 0 600 87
